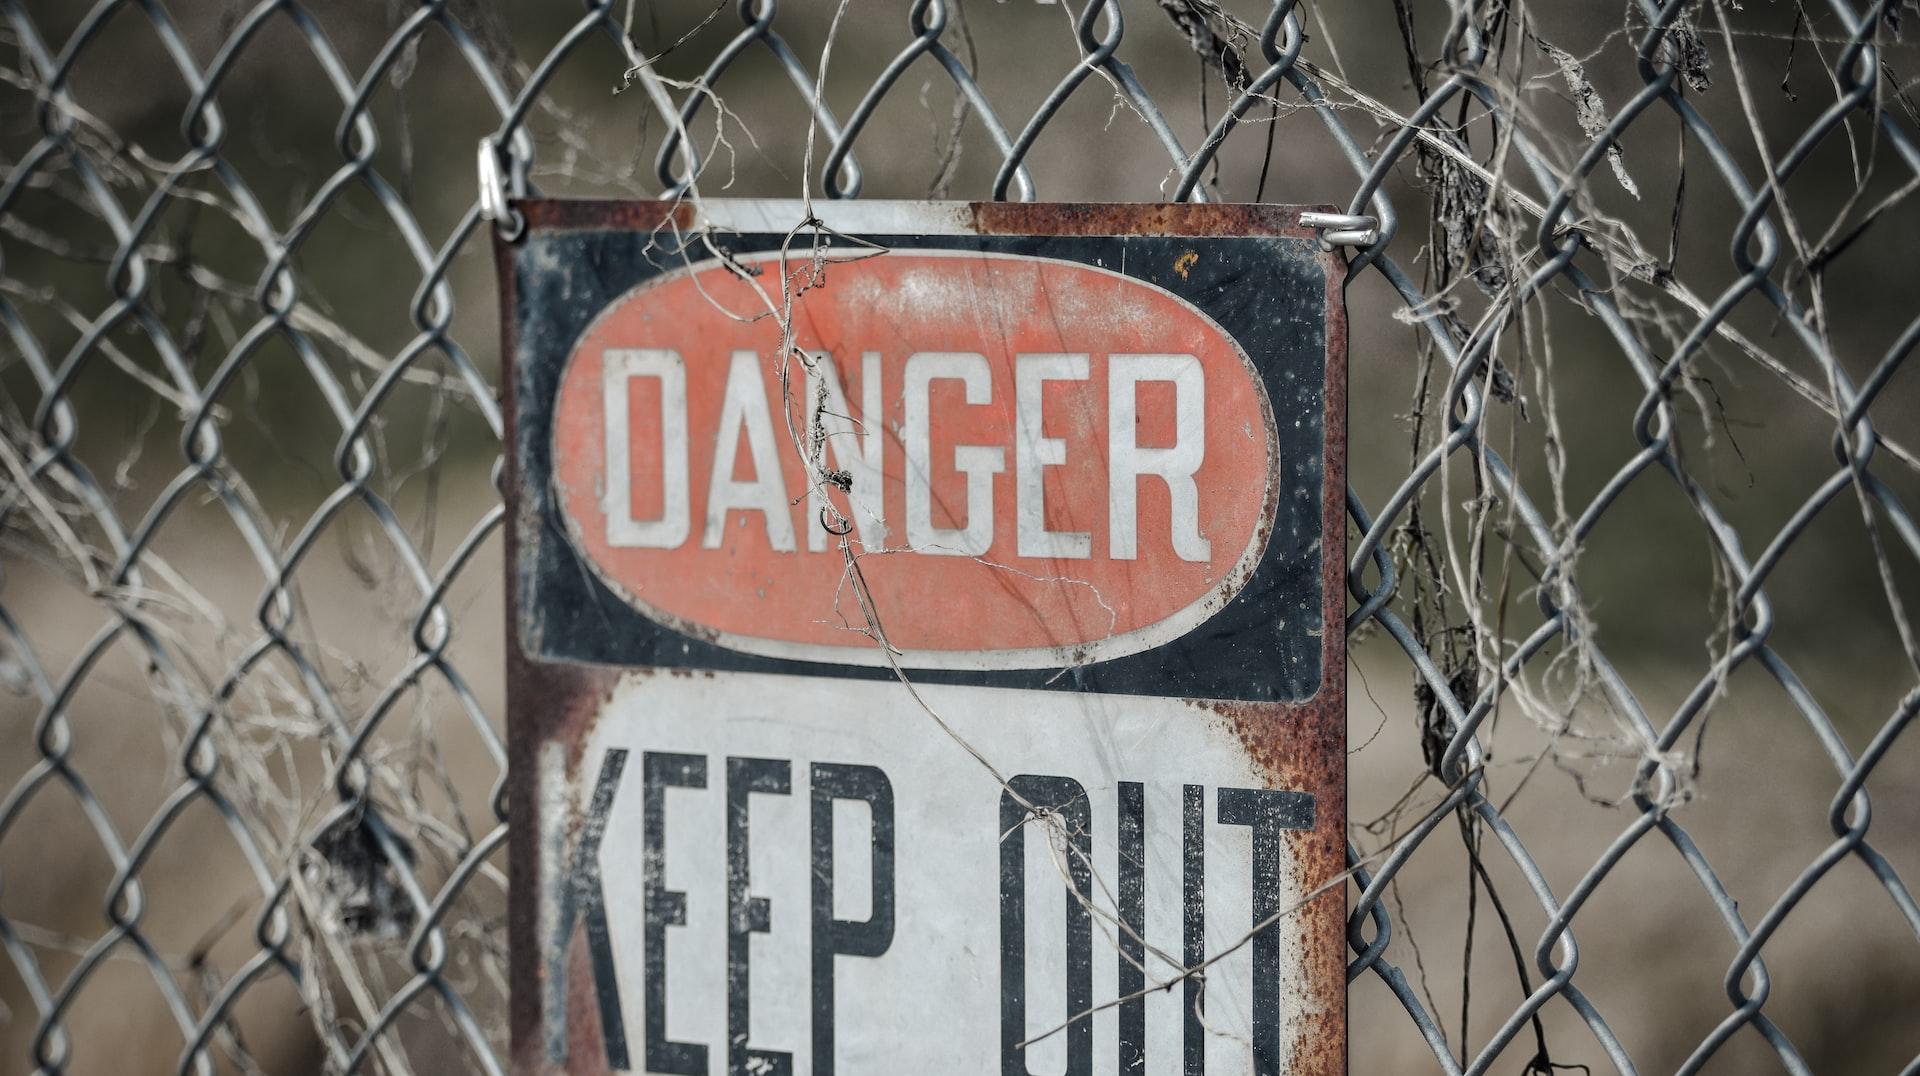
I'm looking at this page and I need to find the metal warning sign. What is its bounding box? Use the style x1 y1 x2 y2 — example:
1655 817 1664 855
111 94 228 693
499 201 1347 1075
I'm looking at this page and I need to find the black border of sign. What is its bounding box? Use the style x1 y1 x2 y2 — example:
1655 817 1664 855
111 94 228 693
498 201 1351 1076
501 202 1346 706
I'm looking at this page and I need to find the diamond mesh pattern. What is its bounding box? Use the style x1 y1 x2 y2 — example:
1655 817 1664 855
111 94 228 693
2 1 1917 1072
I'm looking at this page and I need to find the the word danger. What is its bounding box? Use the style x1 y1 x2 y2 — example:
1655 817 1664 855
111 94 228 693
548 251 1278 666
600 348 1210 562
551 751 1314 1076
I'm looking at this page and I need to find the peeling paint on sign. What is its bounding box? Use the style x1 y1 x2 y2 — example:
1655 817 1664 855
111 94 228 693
500 200 1347 1076
548 249 1278 669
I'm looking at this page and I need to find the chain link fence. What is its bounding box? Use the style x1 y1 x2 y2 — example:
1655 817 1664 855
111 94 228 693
2 0 1918 1072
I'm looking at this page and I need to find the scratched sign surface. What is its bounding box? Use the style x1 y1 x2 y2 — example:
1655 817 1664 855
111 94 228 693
499 201 1347 1076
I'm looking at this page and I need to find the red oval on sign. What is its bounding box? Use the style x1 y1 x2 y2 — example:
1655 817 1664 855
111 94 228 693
551 249 1277 670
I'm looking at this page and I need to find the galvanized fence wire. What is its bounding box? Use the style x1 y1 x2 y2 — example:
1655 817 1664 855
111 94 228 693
0 0 1916 1073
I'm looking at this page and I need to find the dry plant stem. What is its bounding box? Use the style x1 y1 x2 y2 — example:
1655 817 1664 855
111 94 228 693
4 2 1918 1072
1297 56 1920 473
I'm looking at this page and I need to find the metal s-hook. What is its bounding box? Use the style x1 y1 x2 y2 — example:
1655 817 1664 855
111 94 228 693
477 136 526 241
1298 210 1380 248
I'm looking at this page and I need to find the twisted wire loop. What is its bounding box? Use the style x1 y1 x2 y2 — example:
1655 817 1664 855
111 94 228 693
0 0 1915 1072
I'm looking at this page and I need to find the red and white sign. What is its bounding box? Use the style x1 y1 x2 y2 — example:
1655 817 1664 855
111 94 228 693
549 250 1278 668
507 200 1347 1076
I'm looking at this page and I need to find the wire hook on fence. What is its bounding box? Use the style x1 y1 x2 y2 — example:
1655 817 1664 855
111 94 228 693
477 136 525 241
1298 210 1380 247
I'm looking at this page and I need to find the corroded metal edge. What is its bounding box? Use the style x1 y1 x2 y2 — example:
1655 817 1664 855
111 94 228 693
513 197 1327 240
497 201 1349 1076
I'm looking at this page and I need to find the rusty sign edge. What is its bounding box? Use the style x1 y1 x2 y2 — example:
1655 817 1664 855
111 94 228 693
496 200 1349 1076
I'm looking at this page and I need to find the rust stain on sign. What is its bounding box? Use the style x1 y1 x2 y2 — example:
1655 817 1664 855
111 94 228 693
499 200 1348 1076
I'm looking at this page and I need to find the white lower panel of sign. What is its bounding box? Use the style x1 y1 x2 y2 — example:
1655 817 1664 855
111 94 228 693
539 670 1327 1075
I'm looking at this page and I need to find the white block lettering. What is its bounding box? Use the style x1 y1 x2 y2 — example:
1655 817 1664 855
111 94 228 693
1013 353 1091 559
904 352 1003 557
805 351 888 552
703 350 797 552
602 348 690 549
1108 353 1210 562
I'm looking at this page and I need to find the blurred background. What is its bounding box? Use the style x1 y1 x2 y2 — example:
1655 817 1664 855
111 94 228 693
2 0 1918 1072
